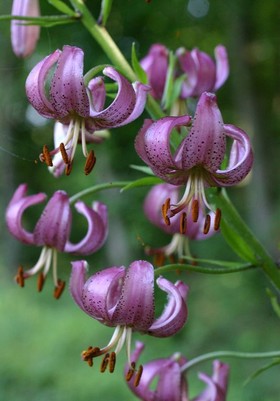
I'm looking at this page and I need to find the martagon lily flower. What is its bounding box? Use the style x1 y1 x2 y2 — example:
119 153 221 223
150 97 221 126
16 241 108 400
6 184 108 298
11 0 40 58
144 183 216 265
176 45 229 98
25 45 149 175
126 341 229 401
135 91 253 231
69 260 188 376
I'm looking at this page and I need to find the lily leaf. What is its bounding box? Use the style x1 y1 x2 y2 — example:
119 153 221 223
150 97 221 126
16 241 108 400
131 43 148 83
244 359 280 387
98 0 113 26
121 177 162 191
130 164 155 175
48 0 77 16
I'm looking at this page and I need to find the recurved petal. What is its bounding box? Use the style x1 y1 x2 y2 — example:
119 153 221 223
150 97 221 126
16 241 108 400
26 49 61 118
5 183 46 245
181 92 226 172
88 77 106 113
33 190 72 251
69 260 88 311
135 116 192 184
193 360 229 401
89 67 139 129
50 45 90 119
149 279 188 337
64 201 108 255
189 49 216 97
212 124 253 186
116 82 150 126
81 266 126 323
214 45 229 91
112 260 155 330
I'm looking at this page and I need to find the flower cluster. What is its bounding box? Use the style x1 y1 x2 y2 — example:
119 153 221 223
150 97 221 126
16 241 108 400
6 6 258 398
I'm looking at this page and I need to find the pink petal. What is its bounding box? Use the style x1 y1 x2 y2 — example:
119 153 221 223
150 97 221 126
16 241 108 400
64 201 108 255
69 260 88 311
212 124 253 186
214 45 229 91
33 190 72 251
112 260 155 330
5 184 46 245
149 279 188 337
50 45 90 119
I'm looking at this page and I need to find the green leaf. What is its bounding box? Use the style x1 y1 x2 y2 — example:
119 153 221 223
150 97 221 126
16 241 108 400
129 165 155 175
131 43 148 83
121 177 162 191
182 256 252 269
83 64 110 85
266 288 280 318
161 51 175 110
244 358 280 386
98 0 113 25
48 0 77 16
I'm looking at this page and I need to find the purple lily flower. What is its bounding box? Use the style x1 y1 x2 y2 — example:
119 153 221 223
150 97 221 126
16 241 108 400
25 45 149 174
144 183 216 265
126 341 229 401
135 92 253 231
11 0 40 58
6 184 108 298
140 44 169 100
69 260 188 373
176 45 229 98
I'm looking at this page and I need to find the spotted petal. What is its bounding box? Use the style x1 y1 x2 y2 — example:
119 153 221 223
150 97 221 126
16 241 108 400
212 124 253 186
111 260 155 331
5 183 46 245
33 190 72 251
149 279 188 337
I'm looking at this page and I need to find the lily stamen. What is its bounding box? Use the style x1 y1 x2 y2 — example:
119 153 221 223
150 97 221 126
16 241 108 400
53 279 66 299
100 353 110 373
41 144 53 166
84 149 96 175
191 198 199 222
37 272 45 292
179 212 187 234
214 208 222 231
134 364 143 387
59 142 70 164
203 214 211 234
15 265 25 287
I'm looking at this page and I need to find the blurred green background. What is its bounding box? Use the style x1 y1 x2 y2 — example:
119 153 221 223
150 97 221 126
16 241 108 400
0 0 280 400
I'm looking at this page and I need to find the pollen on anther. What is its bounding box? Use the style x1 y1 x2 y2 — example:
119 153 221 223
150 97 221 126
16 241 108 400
191 199 199 222
37 272 45 292
109 352 116 373
59 143 69 164
214 208 221 231
65 162 73 176
84 150 96 175
203 214 211 234
53 279 65 299
41 145 53 166
134 365 143 387
16 265 25 287
100 353 110 373
125 362 136 382
161 198 171 226
180 212 187 234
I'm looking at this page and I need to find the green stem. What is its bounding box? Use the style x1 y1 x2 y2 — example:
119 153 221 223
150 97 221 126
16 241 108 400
69 181 131 204
181 350 280 372
155 262 256 276
70 0 136 81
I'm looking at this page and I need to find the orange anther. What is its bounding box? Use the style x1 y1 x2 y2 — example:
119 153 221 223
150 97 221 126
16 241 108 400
191 199 199 222
109 352 116 373
37 272 45 292
125 362 136 382
59 143 69 164
65 162 73 176
203 214 211 234
134 365 143 387
179 212 187 234
214 208 221 231
53 279 65 299
84 150 96 175
41 145 53 166
100 353 110 373
15 265 25 287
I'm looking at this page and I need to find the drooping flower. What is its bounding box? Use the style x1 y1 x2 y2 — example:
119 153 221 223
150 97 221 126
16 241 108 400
11 0 40 58
126 341 229 401
135 92 253 230
6 184 108 298
140 44 169 100
25 45 150 174
144 183 216 265
176 45 229 98
69 260 188 374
